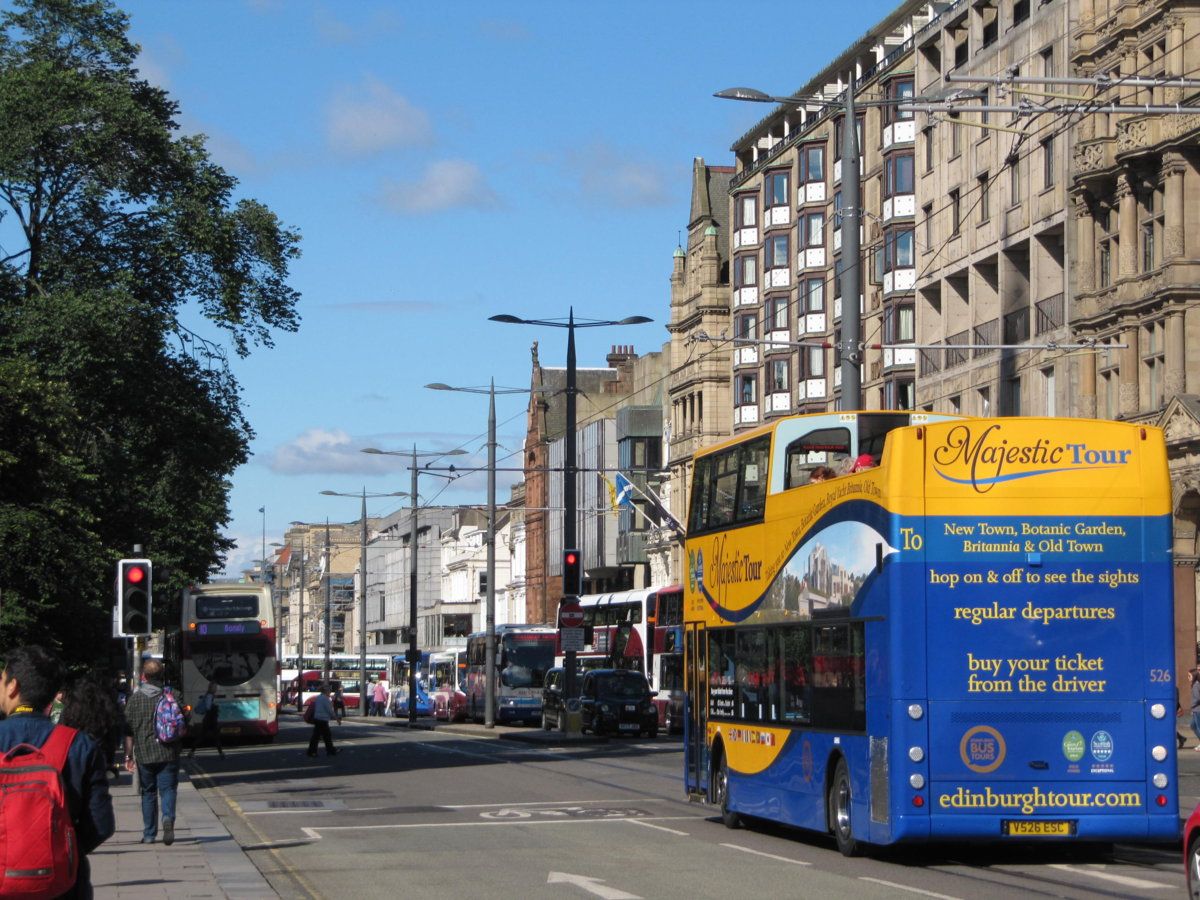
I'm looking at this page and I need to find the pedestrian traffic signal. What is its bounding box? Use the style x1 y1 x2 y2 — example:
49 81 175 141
563 548 582 596
118 559 152 636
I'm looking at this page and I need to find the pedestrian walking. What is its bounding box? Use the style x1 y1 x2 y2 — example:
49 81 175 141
333 684 346 720
307 684 339 757
0 645 115 897
123 659 182 844
188 681 225 759
1190 668 1200 750
59 673 125 781
373 679 388 717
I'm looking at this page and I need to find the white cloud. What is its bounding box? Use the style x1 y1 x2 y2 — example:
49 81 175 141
267 428 403 475
326 76 433 156
216 531 264 579
380 160 499 214
566 142 672 208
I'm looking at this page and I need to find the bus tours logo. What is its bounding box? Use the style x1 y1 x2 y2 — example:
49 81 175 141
931 424 1134 493
960 725 1006 773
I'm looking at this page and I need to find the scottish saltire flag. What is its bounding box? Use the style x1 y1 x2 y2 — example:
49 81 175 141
615 473 634 509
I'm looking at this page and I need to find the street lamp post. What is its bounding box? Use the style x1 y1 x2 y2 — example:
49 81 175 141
362 446 466 725
320 489 408 717
323 520 332 685
426 380 553 728
489 309 651 711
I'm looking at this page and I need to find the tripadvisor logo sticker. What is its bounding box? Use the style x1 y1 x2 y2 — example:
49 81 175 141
1062 730 1085 762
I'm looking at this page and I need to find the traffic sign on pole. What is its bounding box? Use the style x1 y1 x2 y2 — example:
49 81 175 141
558 599 584 629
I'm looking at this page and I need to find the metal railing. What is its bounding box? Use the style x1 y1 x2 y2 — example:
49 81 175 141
973 318 998 358
1035 293 1064 335
919 345 943 376
945 330 969 368
1003 307 1030 345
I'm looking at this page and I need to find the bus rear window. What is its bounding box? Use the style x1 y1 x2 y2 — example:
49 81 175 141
195 595 260 619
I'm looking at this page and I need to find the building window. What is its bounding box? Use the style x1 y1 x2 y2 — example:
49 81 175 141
1010 160 1021 206
1097 206 1116 288
949 394 961 415
767 295 789 332
886 78 915 123
738 373 758 406
1041 135 1055 188
883 227 915 272
766 232 790 270
834 116 864 161
886 378 915 410
1143 321 1164 410
1013 0 1030 25
949 112 961 157
770 359 789 393
734 254 757 288
884 153 914 197
801 145 825 185
1004 376 1021 415
978 385 991 417
1041 366 1056 416
767 169 790 210
808 346 826 378
833 255 843 298
922 203 933 247
1140 182 1163 273
1041 44 1054 78
923 127 934 173
980 1 998 47
804 277 825 313
949 189 961 235
833 190 843 229
1101 371 1117 419
736 194 758 229
884 303 915 342
978 172 990 221
804 212 824 248
478 571 488 595
737 312 759 341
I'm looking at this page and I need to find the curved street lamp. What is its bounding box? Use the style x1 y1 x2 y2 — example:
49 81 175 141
319 489 409 716
489 308 652 713
360 446 467 724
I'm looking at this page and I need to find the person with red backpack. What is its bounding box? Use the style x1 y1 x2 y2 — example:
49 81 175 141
0 644 114 898
122 658 183 845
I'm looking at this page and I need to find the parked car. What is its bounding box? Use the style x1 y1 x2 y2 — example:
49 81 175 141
1183 800 1200 897
579 669 658 738
541 666 580 731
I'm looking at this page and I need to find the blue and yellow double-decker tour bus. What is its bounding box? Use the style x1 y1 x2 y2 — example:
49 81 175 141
682 412 1176 854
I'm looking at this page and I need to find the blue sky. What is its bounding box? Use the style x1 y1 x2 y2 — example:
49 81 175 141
115 0 900 575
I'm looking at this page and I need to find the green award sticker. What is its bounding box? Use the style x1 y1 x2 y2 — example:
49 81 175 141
1063 730 1085 762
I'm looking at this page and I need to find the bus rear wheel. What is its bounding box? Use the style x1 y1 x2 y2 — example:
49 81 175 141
828 758 862 857
714 752 740 829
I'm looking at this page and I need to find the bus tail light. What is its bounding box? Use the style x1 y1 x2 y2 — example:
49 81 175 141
1155 795 1168 807
912 795 925 808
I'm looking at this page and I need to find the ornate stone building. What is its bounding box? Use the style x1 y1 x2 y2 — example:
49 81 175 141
1069 0 1200 671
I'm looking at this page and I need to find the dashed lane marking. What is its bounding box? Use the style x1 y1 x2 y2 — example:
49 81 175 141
858 877 962 899
1046 864 1171 890
719 843 811 866
627 818 688 836
300 815 699 839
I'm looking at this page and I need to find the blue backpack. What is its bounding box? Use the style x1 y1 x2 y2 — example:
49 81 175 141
154 686 187 743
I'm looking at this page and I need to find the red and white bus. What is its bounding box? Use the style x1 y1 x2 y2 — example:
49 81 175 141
171 583 279 740
430 650 467 721
561 586 684 733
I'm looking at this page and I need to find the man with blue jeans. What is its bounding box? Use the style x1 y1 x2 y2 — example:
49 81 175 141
123 659 181 844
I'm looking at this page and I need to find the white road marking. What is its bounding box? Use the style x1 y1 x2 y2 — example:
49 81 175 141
627 818 688 836
1047 864 1171 890
858 877 962 899
547 871 640 899
441 799 668 809
302 815 698 837
243 808 334 816
719 843 811 866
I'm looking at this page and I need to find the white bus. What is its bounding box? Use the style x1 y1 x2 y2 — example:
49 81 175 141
463 625 557 725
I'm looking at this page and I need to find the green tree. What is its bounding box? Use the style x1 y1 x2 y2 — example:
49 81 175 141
0 0 301 663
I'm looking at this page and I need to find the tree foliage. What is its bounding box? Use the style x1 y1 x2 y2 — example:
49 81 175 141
0 0 301 663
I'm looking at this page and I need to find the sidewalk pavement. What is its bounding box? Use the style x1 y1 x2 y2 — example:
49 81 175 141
88 769 277 899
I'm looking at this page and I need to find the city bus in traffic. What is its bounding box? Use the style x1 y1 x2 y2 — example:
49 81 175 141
563 586 685 732
463 625 557 724
170 582 279 740
683 411 1177 853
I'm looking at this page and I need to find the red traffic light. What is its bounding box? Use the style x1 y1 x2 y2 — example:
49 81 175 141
565 552 578 566
126 565 146 584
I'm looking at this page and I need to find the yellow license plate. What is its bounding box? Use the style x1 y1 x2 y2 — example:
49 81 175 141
1002 820 1073 837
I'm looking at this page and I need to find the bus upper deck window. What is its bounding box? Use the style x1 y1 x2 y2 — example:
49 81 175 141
783 428 852 489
